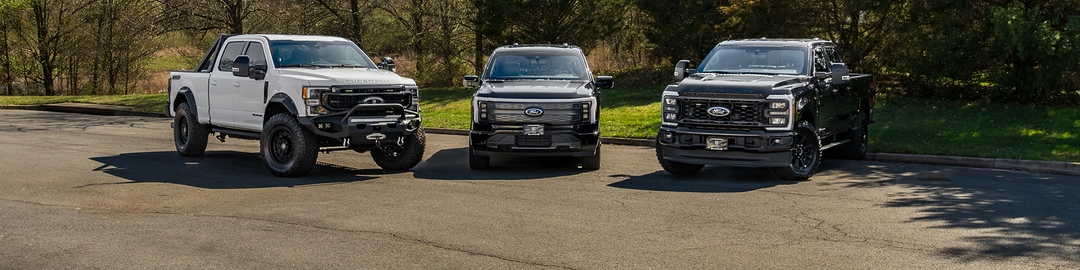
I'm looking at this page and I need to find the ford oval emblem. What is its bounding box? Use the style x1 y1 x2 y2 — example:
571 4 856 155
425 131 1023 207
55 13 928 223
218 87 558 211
362 96 385 104
707 107 731 117
524 107 544 117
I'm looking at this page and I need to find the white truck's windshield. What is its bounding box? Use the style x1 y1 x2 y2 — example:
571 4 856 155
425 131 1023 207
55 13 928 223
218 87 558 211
484 51 589 81
699 47 809 75
270 41 376 68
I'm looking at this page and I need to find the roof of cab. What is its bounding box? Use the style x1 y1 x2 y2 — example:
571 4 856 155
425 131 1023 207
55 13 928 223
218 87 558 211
229 34 351 42
717 38 833 47
493 43 582 53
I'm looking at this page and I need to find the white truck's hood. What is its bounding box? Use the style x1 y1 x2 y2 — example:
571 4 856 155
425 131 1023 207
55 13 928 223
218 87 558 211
277 68 416 86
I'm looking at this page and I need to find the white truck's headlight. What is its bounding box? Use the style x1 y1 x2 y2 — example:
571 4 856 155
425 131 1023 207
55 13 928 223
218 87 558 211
302 87 328 115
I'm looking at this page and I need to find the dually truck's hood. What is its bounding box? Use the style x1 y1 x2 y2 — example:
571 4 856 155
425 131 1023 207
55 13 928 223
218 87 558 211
475 80 594 99
670 74 810 97
276 68 416 86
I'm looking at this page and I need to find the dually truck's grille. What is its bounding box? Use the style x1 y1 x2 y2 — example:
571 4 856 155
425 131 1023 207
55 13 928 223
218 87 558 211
323 93 411 110
489 102 581 124
678 98 764 126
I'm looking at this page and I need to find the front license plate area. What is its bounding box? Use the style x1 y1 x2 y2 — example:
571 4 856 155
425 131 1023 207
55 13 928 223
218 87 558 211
706 137 728 151
523 124 545 136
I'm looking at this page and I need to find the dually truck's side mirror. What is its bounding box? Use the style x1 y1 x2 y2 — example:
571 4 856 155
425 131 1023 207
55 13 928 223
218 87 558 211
232 55 250 77
463 75 480 88
674 60 694 81
377 57 396 72
595 76 614 89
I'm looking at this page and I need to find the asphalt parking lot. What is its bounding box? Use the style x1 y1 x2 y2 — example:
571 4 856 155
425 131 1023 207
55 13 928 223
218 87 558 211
1 109 1078 269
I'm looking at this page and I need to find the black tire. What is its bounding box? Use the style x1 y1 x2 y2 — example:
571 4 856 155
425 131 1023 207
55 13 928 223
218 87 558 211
772 120 822 180
581 143 601 170
173 103 209 157
371 127 426 171
655 140 704 176
839 112 868 160
260 113 319 177
468 146 490 170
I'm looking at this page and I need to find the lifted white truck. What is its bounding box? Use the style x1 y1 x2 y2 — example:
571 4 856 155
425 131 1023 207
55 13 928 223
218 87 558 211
167 34 425 177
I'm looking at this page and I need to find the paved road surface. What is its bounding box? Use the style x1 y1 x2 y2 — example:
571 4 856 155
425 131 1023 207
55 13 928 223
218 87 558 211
1 110 1077 269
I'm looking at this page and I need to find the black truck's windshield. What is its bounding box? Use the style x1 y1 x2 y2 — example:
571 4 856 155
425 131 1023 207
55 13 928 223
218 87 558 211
270 41 376 68
484 51 589 81
699 46 809 76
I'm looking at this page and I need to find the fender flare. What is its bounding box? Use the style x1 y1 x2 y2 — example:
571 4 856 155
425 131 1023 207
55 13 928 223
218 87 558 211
174 88 198 119
267 92 299 116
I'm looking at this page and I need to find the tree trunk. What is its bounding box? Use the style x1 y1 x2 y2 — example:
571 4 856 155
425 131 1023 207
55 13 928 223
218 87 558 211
33 1 54 96
349 0 363 46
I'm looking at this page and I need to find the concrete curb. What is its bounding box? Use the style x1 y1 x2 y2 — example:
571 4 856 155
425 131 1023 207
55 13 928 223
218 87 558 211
868 153 1080 176
4 103 1077 177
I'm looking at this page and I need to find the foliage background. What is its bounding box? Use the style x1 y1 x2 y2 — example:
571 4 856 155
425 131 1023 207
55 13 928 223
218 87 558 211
0 0 1078 104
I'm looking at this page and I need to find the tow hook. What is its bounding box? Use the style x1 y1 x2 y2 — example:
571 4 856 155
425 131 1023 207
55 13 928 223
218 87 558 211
342 137 350 148
397 136 404 146
366 133 386 148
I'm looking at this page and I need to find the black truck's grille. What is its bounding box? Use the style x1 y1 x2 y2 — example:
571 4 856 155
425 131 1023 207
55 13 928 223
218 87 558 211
678 98 764 126
489 102 582 125
323 93 411 111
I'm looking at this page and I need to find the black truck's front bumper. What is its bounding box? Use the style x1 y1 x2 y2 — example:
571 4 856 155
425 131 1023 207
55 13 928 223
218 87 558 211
298 104 421 150
656 126 796 167
470 124 599 157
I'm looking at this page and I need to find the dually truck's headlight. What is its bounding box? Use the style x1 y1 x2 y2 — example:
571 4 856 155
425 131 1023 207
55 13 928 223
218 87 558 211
662 96 679 122
302 87 328 115
406 86 420 112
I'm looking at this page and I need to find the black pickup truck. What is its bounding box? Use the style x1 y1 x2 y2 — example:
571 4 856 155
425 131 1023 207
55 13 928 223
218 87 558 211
655 39 875 180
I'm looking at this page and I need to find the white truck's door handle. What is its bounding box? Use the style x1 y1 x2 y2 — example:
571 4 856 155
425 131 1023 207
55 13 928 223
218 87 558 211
233 82 241 87
210 81 217 86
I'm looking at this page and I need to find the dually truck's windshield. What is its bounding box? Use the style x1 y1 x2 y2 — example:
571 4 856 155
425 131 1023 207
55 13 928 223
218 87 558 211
484 51 590 81
699 46 809 75
270 41 376 68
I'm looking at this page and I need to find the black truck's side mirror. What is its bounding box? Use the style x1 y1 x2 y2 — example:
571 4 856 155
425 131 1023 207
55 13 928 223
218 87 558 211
814 71 831 89
232 55 250 77
463 75 480 88
595 76 614 89
674 60 694 81
377 57 396 72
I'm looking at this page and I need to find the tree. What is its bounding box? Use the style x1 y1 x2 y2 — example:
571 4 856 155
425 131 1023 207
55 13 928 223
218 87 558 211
634 0 729 63
13 0 93 96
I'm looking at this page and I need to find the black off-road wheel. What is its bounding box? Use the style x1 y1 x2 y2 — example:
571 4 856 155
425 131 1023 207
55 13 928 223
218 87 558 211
581 143 601 170
468 146 490 170
656 141 704 176
371 128 426 171
260 114 319 177
839 112 868 160
772 121 822 180
174 103 209 157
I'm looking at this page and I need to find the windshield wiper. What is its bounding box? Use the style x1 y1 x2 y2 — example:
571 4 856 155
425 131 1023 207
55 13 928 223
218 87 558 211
280 64 320 68
329 64 364 68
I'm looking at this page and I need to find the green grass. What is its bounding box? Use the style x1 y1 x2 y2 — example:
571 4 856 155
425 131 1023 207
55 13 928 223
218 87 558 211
870 96 1079 162
0 94 168 113
3 90 1076 162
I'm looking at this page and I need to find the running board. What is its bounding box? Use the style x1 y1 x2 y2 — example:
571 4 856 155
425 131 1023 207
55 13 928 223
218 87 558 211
212 127 261 141
820 139 851 151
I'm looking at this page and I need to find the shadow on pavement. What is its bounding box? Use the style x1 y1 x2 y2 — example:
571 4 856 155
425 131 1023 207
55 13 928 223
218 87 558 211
412 147 587 180
607 166 797 193
823 161 1080 263
88 151 391 189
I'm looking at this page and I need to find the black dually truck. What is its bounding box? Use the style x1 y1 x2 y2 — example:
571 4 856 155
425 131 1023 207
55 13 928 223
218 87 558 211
656 39 875 180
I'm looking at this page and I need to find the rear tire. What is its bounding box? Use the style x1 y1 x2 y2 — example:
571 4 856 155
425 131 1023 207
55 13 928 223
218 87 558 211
468 146 490 170
656 141 703 176
772 120 822 180
261 113 319 177
839 112 868 160
174 103 209 157
371 128 426 171
581 144 601 170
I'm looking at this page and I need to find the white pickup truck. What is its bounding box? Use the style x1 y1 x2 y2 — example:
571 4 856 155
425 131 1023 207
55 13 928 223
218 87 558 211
167 34 425 177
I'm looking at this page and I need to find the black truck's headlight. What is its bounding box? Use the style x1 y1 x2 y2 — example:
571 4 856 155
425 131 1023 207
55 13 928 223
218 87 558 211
764 100 792 126
476 101 489 123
